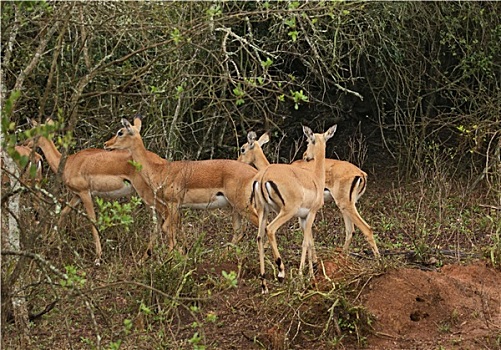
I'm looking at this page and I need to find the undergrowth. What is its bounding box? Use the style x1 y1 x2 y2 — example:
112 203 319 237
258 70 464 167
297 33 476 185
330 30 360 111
2 172 499 349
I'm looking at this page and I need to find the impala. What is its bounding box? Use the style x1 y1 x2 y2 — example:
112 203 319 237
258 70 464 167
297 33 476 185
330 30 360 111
252 125 337 293
27 119 158 265
239 131 380 258
104 115 259 252
298 137 380 257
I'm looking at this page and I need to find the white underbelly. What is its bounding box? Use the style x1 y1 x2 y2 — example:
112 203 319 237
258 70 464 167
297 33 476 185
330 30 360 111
181 193 230 210
92 182 134 199
295 207 311 219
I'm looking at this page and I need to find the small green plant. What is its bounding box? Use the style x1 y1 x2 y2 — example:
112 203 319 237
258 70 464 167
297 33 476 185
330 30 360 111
123 318 133 335
205 311 217 323
206 4 221 17
140 302 152 316
60 265 86 288
171 28 182 44
290 89 308 109
221 270 238 288
284 16 299 42
437 321 451 333
175 83 185 98
107 340 122 350
261 57 273 69
95 196 141 233
379 215 395 233
80 337 93 347
187 306 206 350
486 215 501 268
188 332 205 350
232 84 245 106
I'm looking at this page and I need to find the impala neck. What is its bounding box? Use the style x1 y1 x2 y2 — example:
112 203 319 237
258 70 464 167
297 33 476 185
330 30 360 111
254 150 270 170
127 137 166 170
36 136 62 174
312 139 327 186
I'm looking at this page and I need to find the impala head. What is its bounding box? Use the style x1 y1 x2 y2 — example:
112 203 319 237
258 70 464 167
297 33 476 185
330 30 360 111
302 125 337 161
27 118 56 128
104 115 143 150
25 118 58 145
238 131 270 166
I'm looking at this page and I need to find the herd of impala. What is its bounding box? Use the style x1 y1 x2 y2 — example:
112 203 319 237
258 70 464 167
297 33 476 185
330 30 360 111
3 115 380 293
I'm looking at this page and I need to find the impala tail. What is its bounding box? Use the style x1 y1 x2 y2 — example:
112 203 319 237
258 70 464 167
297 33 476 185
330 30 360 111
350 175 366 203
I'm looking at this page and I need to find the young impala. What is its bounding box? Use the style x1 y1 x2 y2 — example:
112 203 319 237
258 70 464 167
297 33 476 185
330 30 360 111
104 115 259 252
27 119 160 265
252 125 337 293
239 131 380 258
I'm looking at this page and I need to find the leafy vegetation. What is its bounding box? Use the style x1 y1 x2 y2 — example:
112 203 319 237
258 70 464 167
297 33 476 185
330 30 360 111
1 1 499 349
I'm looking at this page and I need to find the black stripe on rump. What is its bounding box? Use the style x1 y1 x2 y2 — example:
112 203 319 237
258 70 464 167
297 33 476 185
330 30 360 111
266 180 285 206
349 176 361 203
250 181 258 205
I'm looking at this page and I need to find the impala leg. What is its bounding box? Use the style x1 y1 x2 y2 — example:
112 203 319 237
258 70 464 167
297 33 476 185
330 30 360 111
343 205 380 258
257 205 269 294
157 200 178 251
265 209 295 282
163 210 176 251
54 195 81 241
230 211 244 244
79 191 102 266
299 212 318 278
140 207 161 264
340 210 355 252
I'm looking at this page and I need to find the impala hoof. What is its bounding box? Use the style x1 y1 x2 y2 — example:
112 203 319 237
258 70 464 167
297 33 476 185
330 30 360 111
277 270 285 282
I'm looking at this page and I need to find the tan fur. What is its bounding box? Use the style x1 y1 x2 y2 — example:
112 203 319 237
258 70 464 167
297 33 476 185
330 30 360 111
28 119 155 265
239 131 379 258
104 116 259 252
299 138 380 257
252 125 337 293
237 132 271 169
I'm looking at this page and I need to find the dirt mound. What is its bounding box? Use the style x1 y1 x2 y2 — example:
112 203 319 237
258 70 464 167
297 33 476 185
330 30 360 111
359 260 501 349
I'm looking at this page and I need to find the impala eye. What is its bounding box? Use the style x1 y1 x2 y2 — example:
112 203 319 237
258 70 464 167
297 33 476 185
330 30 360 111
117 130 124 137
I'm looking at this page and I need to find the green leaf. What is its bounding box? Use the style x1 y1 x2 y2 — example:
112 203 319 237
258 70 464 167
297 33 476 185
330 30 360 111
261 57 273 69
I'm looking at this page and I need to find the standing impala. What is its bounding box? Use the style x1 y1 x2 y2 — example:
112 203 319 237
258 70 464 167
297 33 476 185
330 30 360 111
239 131 380 258
104 115 259 252
298 137 380 257
252 125 337 293
27 119 159 265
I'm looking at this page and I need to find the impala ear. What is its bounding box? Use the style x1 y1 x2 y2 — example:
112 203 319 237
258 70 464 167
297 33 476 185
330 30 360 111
247 131 257 149
258 133 270 146
133 115 142 133
247 131 257 143
121 118 134 135
302 125 315 144
324 125 337 141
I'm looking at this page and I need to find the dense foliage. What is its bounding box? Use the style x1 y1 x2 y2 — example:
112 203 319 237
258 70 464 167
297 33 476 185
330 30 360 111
2 1 499 185
1 2 500 348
